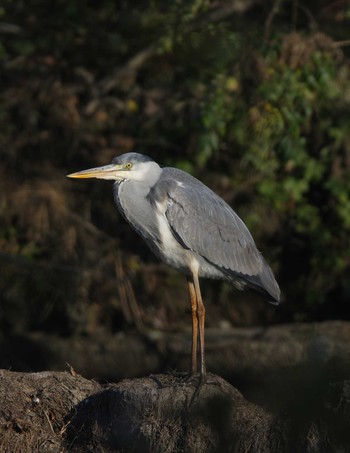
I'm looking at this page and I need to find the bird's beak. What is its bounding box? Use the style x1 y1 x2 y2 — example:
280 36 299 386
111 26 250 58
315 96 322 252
67 164 125 180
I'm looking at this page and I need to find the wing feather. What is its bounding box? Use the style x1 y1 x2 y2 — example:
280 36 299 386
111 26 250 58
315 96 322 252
149 168 280 302
151 169 262 276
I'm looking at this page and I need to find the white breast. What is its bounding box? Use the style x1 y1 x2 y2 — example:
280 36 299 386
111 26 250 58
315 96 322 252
154 200 196 273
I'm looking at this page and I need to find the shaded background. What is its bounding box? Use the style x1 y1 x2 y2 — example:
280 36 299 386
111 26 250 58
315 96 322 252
1 0 350 379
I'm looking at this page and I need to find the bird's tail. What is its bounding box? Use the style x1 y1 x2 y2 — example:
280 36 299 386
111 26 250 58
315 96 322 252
241 258 280 304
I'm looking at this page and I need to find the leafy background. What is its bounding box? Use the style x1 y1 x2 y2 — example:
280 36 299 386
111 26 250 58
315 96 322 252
0 0 350 373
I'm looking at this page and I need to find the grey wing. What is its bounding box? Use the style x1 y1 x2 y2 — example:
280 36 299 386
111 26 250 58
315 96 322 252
151 169 280 302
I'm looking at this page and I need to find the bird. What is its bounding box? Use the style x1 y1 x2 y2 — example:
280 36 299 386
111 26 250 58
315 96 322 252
67 153 280 376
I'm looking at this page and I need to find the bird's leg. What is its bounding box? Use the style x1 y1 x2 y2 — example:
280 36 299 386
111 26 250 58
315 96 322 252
192 272 206 376
187 276 198 375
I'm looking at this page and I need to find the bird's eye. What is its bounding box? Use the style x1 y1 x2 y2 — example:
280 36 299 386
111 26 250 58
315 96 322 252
125 163 133 169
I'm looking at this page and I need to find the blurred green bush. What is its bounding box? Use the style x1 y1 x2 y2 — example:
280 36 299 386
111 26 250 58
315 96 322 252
0 0 350 336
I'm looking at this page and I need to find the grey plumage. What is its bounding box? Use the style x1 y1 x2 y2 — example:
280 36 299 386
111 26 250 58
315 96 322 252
149 167 280 303
67 152 280 375
112 155 280 303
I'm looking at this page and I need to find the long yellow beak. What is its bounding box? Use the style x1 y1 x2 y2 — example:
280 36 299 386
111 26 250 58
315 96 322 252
67 164 124 180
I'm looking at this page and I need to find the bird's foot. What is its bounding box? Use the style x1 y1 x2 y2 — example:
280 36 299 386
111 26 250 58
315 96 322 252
187 372 207 406
185 371 203 383
149 371 199 388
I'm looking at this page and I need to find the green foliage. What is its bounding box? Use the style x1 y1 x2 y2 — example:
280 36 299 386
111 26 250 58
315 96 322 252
198 74 240 167
1 0 350 336
245 37 350 305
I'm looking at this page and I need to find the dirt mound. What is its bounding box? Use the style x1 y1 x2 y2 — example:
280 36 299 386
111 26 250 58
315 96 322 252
0 370 99 452
1 370 350 452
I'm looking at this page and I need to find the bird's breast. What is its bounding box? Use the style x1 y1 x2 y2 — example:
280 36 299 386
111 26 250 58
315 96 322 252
115 182 224 279
153 200 195 273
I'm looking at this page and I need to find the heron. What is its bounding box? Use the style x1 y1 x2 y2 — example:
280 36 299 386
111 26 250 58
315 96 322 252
67 153 280 376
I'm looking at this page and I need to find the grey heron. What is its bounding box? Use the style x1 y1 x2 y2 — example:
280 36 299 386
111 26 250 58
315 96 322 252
67 153 280 376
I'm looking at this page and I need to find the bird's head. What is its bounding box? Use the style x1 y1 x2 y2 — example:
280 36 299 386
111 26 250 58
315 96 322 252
67 152 161 183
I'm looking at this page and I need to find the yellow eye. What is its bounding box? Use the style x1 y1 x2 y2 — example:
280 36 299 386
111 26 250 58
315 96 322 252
125 162 133 169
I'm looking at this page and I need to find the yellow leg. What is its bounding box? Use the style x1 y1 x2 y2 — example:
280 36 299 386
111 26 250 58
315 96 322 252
192 271 206 375
187 276 198 375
